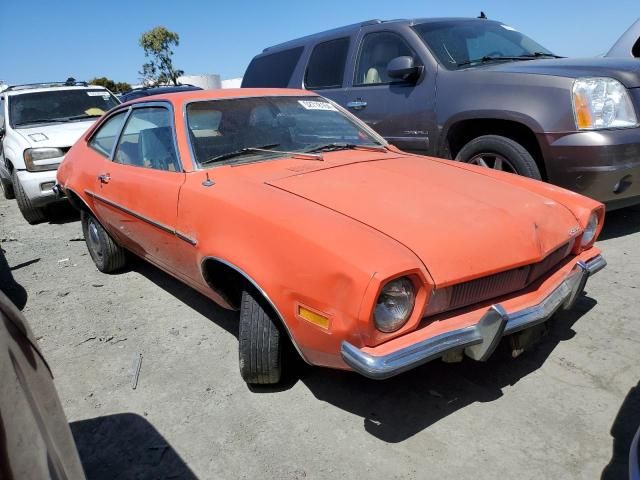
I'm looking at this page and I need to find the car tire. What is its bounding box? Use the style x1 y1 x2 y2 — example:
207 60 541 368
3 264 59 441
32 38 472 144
238 290 283 385
455 135 542 180
81 211 127 273
1 177 15 199
12 171 45 224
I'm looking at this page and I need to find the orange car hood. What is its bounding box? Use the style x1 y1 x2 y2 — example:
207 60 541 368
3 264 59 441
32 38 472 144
266 155 581 286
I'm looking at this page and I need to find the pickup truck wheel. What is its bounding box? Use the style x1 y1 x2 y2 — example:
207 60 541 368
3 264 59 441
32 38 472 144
455 135 542 180
81 211 127 273
12 171 45 224
1 178 15 200
238 290 283 385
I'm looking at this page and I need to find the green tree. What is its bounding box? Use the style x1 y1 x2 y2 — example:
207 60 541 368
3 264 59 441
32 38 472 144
139 26 184 86
89 77 131 93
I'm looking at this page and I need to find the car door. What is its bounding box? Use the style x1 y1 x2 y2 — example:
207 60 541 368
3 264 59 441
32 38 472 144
342 25 438 154
88 102 185 270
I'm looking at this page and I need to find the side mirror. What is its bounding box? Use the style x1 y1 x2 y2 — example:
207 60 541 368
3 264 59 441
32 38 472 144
387 56 423 83
0 127 5 139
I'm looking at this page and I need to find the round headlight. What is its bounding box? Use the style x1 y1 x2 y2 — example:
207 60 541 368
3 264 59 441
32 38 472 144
580 212 599 248
374 277 416 333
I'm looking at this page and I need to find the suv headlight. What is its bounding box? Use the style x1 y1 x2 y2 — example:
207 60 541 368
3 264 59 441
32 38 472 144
580 212 599 248
373 277 416 332
573 77 638 130
23 148 65 172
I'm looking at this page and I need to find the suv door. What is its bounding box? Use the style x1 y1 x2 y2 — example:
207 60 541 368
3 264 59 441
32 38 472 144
87 103 185 270
343 25 438 154
303 36 352 106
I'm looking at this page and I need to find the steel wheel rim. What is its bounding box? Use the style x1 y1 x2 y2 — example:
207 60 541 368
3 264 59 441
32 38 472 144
87 218 103 259
468 152 517 173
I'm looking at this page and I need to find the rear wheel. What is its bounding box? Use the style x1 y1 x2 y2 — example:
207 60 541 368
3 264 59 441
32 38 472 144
81 211 127 273
238 290 283 385
455 135 542 180
12 171 45 224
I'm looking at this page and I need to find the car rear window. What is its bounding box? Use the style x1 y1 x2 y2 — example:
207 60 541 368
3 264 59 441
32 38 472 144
242 47 304 88
304 37 350 89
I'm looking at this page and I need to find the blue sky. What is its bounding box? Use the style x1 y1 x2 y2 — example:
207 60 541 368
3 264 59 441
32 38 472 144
1 0 637 85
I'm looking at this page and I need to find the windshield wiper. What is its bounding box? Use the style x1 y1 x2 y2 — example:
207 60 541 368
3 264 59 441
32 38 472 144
15 118 68 127
520 52 565 59
457 55 536 67
65 114 103 121
305 142 386 153
201 144 282 165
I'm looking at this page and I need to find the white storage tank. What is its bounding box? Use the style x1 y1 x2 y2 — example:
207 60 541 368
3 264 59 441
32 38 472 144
178 74 221 90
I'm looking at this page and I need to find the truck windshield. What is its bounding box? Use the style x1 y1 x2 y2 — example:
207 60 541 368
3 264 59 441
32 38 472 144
9 89 120 127
413 20 556 70
186 96 384 167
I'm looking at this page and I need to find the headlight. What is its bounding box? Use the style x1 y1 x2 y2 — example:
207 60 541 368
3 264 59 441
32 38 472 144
23 148 65 172
373 277 415 332
580 212 599 248
572 77 638 130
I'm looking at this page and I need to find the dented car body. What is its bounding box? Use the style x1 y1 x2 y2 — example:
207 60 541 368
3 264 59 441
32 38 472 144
56 89 605 384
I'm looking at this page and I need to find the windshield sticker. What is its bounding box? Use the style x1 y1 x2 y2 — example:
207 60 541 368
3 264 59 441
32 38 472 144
298 100 337 111
87 91 110 98
28 133 48 142
501 24 517 31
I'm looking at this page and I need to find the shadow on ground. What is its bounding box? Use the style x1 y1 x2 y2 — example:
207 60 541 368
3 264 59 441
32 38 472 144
70 413 197 480
601 381 640 479
599 205 640 241
124 255 598 442
0 246 28 309
46 202 80 225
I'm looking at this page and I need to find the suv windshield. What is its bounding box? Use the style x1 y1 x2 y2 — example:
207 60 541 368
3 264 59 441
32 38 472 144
186 96 384 166
9 89 120 127
413 20 555 70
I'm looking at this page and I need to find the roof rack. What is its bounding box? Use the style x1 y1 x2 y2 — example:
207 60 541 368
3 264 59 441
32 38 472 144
3 81 89 92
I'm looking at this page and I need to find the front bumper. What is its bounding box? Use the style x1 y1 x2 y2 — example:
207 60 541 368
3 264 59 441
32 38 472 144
15 169 61 207
341 254 606 380
541 128 640 210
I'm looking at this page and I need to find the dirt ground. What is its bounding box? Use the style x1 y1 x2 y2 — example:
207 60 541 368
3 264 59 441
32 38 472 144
1 196 639 480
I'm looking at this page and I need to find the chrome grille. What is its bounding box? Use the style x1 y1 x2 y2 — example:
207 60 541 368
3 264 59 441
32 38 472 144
448 241 574 312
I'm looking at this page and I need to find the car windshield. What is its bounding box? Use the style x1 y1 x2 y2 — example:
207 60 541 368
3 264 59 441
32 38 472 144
413 20 555 70
186 96 384 166
9 89 120 127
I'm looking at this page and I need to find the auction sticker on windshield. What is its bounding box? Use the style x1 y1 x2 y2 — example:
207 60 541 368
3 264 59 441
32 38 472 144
298 100 337 111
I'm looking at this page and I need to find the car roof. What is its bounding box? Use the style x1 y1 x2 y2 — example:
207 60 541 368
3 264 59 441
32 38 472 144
262 17 499 53
4 85 109 97
120 88 317 106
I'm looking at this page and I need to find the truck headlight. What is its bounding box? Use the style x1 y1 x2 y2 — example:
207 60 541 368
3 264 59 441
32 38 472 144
573 77 638 130
374 277 415 332
580 212 599 248
23 148 65 172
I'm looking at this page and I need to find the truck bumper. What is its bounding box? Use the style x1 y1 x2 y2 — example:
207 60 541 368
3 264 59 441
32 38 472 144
15 170 61 207
341 254 605 380
541 128 640 210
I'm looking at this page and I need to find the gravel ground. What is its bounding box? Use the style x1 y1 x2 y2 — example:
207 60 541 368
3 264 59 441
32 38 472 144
1 196 639 480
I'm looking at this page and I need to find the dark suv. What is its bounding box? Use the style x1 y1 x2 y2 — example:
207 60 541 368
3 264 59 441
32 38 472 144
243 18 640 209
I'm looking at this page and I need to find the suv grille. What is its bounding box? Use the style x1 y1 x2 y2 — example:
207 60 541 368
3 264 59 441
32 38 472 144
448 241 574 312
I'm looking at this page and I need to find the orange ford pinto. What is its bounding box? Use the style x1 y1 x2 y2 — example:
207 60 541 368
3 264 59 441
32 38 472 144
55 89 606 385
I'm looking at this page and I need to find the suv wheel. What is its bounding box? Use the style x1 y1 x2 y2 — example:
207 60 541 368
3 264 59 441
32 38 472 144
81 211 127 273
455 135 542 180
238 290 283 385
1 177 15 200
12 171 45 224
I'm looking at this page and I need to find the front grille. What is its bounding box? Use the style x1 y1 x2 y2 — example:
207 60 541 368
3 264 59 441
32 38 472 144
447 241 574 312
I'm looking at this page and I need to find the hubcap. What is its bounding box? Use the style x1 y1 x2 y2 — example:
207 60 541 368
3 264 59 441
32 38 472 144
467 153 517 174
87 219 103 258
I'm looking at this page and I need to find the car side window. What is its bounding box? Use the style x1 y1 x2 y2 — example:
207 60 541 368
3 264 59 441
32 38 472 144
88 111 128 157
113 107 180 172
0 97 5 129
355 32 418 85
242 47 304 88
304 37 350 89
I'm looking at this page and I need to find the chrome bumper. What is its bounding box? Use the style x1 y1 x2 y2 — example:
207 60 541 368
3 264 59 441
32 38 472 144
341 255 606 380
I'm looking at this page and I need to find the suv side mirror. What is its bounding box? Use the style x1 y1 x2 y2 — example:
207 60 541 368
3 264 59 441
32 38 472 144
387 56 423 83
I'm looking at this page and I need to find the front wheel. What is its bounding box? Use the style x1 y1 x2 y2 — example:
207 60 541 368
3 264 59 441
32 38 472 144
455 135 542 180
81 211 127 273
238 290 283 385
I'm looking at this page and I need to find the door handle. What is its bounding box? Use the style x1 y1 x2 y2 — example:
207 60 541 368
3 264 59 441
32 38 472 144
97 173 111 184
347 100 368 110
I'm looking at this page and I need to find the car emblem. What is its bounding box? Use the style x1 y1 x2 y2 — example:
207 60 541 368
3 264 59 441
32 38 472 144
568 226 580 236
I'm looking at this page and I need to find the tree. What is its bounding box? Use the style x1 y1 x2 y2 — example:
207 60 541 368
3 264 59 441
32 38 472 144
139 26 184 86
89 77 131 93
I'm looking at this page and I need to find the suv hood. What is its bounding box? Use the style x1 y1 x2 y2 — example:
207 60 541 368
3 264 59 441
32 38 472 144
267 156 581 286
15 120 97 148
483 57 640 88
